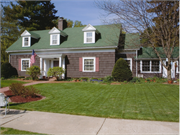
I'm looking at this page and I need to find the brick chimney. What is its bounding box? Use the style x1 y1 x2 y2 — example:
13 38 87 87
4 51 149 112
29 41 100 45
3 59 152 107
58 17 67 30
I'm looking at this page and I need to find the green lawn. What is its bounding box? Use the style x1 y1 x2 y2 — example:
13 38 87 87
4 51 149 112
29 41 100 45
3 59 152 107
1 127 45 134
1 80 28 88
10 82 179 122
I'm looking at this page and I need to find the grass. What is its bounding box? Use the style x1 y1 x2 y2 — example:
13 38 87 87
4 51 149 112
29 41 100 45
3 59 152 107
9 82 179 122
1 127 45 134
1 79 28 88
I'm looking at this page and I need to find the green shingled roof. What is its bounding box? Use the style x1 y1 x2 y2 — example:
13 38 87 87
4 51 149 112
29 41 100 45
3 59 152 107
6 25 121 52
28 31 40 39
137 47 179 59
124 33 140 49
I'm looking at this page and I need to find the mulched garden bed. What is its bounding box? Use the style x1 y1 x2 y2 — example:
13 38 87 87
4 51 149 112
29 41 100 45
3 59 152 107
4 90 44 103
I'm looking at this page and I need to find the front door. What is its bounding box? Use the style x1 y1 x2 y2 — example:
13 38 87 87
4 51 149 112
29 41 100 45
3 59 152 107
163 61 175 78
53 61 59 67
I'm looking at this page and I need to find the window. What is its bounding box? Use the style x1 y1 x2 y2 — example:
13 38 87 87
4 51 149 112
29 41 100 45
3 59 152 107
124 58 132 71
140 60 161 73
50 34 60 45
142 61 150 71
22 37 30 47
52 35 57 44
86 32 92 43
83 57 96 72
151 61 160 71
21 59 30 71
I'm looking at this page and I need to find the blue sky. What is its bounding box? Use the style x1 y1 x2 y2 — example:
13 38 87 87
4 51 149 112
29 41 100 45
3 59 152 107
52 0 107 26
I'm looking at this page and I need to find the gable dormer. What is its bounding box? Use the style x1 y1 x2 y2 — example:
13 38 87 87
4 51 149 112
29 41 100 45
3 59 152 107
49 27 61 45
21 30 40 47
82 24 96 44
21 30 31 47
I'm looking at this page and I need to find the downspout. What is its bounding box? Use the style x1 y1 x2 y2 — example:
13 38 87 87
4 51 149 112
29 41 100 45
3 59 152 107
136 50 137 77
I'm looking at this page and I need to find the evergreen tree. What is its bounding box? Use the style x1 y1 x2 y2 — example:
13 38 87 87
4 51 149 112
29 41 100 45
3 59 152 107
3 0 58 30
112 58 132 82
1 6 23 63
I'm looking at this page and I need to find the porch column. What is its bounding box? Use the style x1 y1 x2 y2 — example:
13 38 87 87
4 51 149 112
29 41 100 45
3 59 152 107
62 57 65 79
44 59 46 76
59 57 62 67
40 58 43 79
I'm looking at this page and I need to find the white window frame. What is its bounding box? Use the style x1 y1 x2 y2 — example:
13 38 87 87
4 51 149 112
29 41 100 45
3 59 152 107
84 31 95 44
82 57 96 72
124 58 132 71
21 58 30 71
22 37 31 47
140 60 161 73
50 34 60 45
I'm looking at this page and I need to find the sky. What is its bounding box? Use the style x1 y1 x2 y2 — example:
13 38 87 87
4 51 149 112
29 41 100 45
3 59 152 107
52 0 108 26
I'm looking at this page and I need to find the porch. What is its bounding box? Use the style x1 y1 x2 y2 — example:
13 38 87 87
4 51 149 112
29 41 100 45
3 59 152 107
37 54 66 79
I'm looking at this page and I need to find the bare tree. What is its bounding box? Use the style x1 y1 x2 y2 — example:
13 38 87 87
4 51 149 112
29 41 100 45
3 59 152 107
96 0 179 80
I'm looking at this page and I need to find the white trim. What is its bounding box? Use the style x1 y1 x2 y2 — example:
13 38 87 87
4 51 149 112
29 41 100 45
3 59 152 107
21 30 31 36
140 60 161 73
84 31 95 44
50 34 60 45
124 58 132 71
49 27 60 34
82 24 96 31
22 37 31 47
21 58 30 71
82 57 96 72
6 46 117 53
8 48 116 55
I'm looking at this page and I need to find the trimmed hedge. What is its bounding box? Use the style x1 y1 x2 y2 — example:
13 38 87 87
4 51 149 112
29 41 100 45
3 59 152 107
112 58 132 82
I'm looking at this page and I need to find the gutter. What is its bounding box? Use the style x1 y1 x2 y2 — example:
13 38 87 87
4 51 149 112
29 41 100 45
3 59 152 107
6 46 118 53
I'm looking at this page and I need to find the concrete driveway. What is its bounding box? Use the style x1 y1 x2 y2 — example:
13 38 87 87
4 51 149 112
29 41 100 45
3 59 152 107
0 109 179 135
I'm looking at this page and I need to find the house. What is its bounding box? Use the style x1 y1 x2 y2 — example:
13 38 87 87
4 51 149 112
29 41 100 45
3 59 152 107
6 18 179 79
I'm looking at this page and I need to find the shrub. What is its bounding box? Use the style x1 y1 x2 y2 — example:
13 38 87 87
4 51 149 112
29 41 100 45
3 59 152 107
103 76 114 83
26 66 40 80
47 67 65 81
1 62 18 79
9 83 25 96
112 58 132 82
130 77 141 83
9 83 39 98
25 77 32 80
80 77 89 81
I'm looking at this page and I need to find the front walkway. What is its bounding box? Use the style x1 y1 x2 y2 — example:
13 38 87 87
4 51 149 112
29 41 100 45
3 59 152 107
0 81 47 93
0 109 179 135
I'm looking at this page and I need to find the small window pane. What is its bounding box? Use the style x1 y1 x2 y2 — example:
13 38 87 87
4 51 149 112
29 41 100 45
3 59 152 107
152 61 159 71
142 61 150 71
24 38 29 46
86 38 92 43
87 33 92 37
22 60 29 70
84 59 94 71
52 35 58 44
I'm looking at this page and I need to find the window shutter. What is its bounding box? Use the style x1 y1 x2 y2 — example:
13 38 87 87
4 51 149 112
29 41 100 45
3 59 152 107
79 57 82 71
18 59 21 71
96 57 99 72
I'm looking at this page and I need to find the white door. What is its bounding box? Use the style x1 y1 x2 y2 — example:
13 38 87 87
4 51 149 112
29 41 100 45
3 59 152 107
163 61 175 78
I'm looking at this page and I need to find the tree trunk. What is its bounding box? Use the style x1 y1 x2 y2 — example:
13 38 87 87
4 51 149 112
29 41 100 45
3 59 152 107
167 67 171 80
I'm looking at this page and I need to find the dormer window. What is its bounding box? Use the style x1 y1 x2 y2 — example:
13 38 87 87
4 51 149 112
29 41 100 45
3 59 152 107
86 32 92 43
49 27 61 46
82 24 97 44
21 30 40 47
24 37 29 46
50 34 59 45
